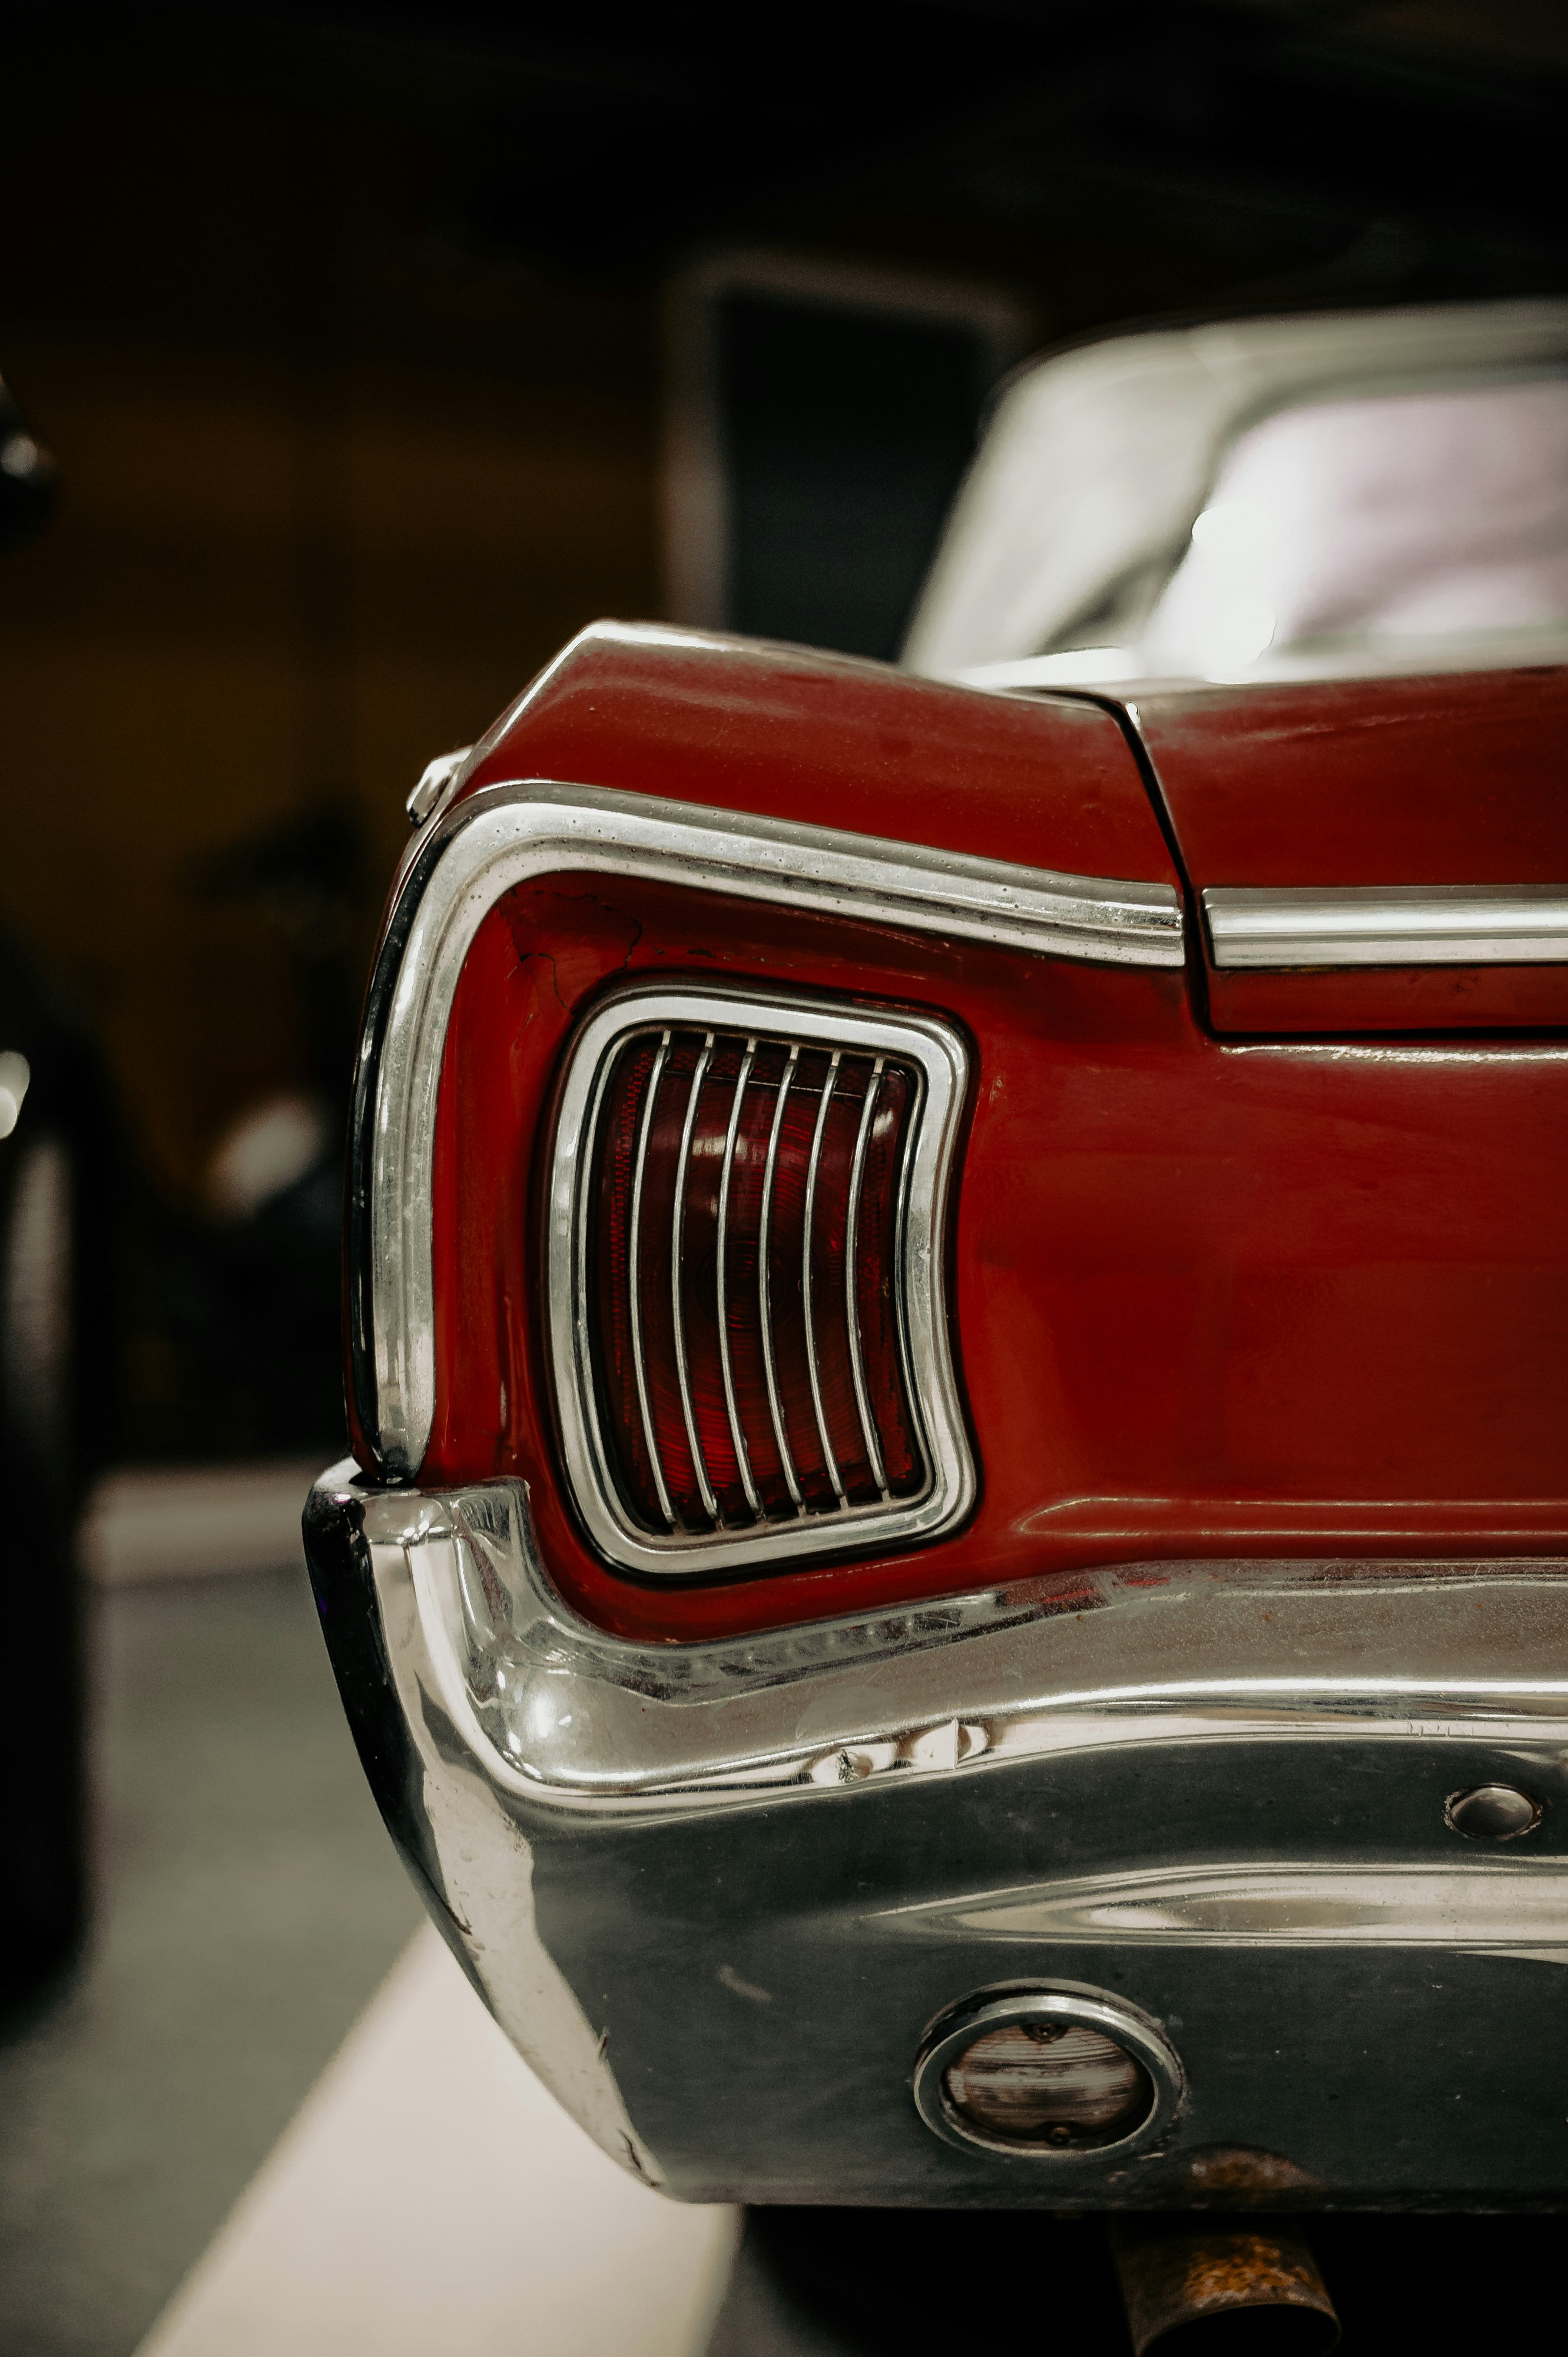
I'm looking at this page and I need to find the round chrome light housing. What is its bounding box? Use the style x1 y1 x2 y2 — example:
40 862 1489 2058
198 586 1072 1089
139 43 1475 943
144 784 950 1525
914 1989 1185 2160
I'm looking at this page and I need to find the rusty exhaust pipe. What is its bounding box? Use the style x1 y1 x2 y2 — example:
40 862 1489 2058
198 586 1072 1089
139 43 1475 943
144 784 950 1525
1108 2216 1340 2356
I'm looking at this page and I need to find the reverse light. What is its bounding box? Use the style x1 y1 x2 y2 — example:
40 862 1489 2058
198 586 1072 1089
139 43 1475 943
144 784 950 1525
548 985 973 1577
914 1991 1184 2162
943 2020 1151 2149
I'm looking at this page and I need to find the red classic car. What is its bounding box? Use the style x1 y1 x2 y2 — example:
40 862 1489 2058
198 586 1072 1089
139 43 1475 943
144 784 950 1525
306 297 1568 2332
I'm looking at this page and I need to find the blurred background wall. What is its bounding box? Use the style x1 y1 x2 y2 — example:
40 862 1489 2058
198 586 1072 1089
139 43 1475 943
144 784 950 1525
0 0 1564 1458
0 55 662 1204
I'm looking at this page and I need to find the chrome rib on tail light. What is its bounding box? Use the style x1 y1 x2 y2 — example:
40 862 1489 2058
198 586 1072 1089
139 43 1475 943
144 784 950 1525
549 986 974 1576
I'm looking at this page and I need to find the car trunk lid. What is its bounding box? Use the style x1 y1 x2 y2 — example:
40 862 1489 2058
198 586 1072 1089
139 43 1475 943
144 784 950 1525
1123 666 1568 1032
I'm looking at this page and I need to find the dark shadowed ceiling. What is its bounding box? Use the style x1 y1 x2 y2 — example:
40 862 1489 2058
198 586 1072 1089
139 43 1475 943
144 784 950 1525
5 1 1567 308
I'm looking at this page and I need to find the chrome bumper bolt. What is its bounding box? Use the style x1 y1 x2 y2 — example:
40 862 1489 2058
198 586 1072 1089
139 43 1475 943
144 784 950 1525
1445 1782 1542 1839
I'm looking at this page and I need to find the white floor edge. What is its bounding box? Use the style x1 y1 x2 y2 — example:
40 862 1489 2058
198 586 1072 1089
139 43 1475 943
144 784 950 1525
81 1460 324 1584
133 1924 738 2357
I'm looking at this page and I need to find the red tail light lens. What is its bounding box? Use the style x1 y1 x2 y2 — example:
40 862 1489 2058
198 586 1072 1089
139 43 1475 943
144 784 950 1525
594 1029 921 1531
549 987 974 1578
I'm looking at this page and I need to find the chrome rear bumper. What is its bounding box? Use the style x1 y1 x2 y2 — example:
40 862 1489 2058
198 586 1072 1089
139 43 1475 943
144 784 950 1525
304 1460 1568 2208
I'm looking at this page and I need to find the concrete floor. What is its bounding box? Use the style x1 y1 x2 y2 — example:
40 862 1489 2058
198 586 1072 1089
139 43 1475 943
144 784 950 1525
135 1924 734 2357
0 1565 420 2357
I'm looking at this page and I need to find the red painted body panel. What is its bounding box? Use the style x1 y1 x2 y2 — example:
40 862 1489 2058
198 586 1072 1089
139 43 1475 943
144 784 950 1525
452 625 1181 886
407 633 1568 1644
1131 666 1568 1032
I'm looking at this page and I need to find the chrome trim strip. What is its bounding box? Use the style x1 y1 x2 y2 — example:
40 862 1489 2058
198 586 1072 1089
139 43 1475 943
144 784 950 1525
801 1050 847 1507
627 1030 674 1528
320 1462 1568 1816
714 1037 760 1517
549 986 972 1577
359 777 1181 1472
844 1055 889 1497
670 1031 718 1524
758 1041 804 1513
1205 883 1568 969
916 1860 1568 1953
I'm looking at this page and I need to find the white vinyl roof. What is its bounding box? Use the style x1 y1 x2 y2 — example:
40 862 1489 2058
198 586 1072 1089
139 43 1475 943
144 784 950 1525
903 296 1568 681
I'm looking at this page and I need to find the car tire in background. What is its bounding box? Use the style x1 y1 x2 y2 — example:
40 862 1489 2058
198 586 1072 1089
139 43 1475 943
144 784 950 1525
0 1118 85 2008
0 945 122 2020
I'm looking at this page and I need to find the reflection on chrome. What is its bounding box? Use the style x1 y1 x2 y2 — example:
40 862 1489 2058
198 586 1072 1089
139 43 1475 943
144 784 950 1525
898 1861 1568 1959
330 1465 1568 1812
1205 885 1568 971
309 1462 1568 2200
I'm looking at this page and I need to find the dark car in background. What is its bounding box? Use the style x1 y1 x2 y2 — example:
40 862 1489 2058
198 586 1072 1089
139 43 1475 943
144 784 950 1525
0 375 112 2007
0 370 354 2013
0 879 119 2010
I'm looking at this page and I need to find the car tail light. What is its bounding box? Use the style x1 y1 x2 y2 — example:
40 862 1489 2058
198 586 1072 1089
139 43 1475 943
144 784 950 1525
549 986 973 1576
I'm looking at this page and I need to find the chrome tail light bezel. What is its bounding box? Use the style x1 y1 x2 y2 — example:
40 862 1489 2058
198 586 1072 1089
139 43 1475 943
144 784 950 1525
548 982 975 1578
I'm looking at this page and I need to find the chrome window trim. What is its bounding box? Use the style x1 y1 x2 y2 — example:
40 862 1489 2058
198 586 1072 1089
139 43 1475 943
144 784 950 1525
1205 883 1568 969
549 982 975 1577
357 776 1182 1475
